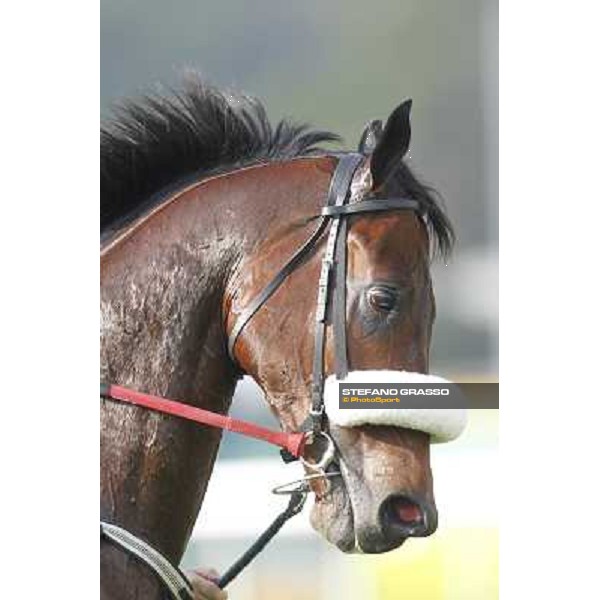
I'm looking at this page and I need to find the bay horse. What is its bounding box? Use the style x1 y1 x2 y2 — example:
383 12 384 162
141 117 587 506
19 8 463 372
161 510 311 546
101 76 457 599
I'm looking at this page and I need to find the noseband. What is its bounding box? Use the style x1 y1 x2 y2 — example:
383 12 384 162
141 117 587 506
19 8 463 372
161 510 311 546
227 153 420 446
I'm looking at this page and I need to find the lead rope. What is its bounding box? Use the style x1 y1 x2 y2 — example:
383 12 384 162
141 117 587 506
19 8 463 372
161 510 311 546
216 491 307 589
216 466 344 588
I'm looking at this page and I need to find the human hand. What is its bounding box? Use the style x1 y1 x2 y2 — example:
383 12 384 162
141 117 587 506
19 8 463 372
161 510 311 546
186 567 228 600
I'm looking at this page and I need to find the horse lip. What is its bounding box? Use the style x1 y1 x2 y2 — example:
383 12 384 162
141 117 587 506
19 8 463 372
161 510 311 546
312 458 344 500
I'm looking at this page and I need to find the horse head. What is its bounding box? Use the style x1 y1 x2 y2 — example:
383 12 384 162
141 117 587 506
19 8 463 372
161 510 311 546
225 101 461 553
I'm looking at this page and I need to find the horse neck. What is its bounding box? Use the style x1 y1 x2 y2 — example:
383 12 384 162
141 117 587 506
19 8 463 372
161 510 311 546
100 157 334 576
100 176 244 565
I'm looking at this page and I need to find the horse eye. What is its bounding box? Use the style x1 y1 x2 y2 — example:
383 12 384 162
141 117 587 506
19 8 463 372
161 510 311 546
366 286 398 312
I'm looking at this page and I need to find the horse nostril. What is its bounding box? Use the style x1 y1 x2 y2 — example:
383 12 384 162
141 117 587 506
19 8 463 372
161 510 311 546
379 494 437 538
393 496 423 525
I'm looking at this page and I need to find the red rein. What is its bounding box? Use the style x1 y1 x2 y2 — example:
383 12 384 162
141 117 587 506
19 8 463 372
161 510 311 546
101 383 306 458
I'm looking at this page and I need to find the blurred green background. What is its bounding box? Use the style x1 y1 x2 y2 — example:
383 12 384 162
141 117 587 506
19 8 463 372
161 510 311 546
102 1 498 598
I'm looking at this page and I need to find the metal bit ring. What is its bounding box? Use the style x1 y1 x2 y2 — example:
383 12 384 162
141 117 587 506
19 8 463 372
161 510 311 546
300 431 336 471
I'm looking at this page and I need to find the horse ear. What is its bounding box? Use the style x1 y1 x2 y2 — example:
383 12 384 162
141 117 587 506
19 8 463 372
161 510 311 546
358 119 383 154
370 99 412 188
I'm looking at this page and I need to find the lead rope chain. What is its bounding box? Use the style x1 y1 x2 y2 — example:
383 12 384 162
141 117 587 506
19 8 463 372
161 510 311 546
216 491 307 588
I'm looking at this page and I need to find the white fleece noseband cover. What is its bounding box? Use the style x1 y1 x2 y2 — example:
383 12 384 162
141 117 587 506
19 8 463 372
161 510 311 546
324 370 467 443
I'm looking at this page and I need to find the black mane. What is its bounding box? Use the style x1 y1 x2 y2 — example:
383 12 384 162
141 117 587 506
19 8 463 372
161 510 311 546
101 76 341 232
101 75 453 255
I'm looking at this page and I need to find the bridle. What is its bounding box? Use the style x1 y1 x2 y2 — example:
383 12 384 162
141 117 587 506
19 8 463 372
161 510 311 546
227 152 419 464
100 152 422 595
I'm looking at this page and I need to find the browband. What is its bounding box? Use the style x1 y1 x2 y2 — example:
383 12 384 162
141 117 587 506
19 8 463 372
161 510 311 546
321 197 419 216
